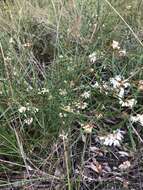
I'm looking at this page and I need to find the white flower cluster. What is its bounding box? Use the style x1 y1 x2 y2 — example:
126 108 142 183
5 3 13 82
99 129 124 147
18 104 39 114
62 100 88 115
111 40 120 50
59 89 67 96
119 99 137 108
110 75 136 108
111 40 126 57
130 114 143 126
24 117 33 125
18 104 39 126
38 88 49 95
110 75 130 94
18 106 27 113
81 91 91 99
62 105 74 113
91 81 99 88
89 52 97 63
75 101 88 110
59 112 67 118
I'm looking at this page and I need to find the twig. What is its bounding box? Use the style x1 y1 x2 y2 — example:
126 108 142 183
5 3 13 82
130 123 143 143
14 128 34 190
61 131 71 190
0 159 25 168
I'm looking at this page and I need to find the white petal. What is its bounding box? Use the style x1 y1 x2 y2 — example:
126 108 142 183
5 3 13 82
113 140 120 147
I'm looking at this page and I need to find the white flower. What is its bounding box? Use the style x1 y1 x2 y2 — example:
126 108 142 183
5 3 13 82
26 85 33 91
23 42 32 48
102 83 109 90
18 106 27 113
38 88 49 95
33 107 39 113
111 40 120 50
110 75 122 89
62 105 73 113
89 52 97 63
59 131 68 140
89 68 94 72
110 75 130 89
118 151 129 157
81 91 91 99
64 80 67 84
24 117 33 125
59 113 67 118
9 37 14 44
95 112 103 119
19 104 39 114
48 95 53 100
126 5 132 9
118 87 125 98
110 75 130 98
59 55 64 59
59 89 67 96
76 102 88 110
138 80 143 91
102 82 110 94
130 114 143 126
119 99 137 108
13 67 17 76
119 49 126 57
99 129 124 147
4 57 11 62
91 81 99 88
123 81 130 88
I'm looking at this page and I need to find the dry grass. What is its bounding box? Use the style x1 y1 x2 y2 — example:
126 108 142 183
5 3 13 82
0 0 143 189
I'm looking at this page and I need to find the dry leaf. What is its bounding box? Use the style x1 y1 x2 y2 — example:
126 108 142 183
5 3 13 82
89 147 103 156
119 161 131 171
89 146 99 152
86 159 102 174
